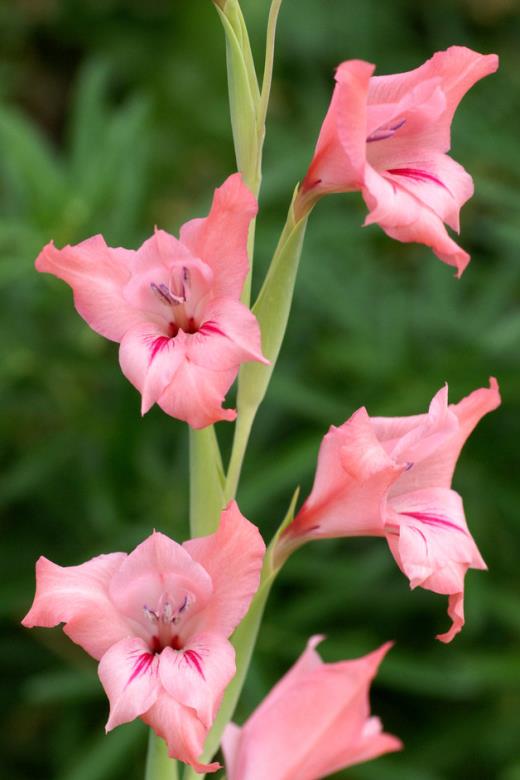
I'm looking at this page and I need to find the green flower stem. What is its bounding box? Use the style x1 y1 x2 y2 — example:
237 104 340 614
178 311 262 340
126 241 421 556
189 426 226 538
145 729 179 780
225 198 310 500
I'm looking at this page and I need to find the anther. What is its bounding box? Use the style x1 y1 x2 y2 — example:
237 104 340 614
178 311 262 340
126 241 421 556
143 605 159 624
367 118 406 143
151 282 176 306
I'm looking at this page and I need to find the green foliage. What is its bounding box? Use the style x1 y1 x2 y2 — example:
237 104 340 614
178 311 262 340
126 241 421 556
1 1 519 779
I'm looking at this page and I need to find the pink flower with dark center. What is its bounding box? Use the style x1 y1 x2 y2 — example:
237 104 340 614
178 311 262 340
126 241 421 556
35 174 268 428
278 379 500 642
22 502 265 772
301 47 499 276
222 637 401 780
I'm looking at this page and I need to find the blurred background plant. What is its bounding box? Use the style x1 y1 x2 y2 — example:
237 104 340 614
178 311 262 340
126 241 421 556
1 1 519 778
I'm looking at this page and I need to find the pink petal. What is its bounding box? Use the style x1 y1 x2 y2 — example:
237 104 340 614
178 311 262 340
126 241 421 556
221 723 242 780
183 502 265 637
187 298 269 370
156 349 238 429
98 637 160 731
280 409 403 552
437 592 465 643
384 380 500 497
303 60 374 193
368 46 498 151
141 691 220 773
118 322 186 415
387 487 486 590
35 236 144 341
245 635 324 722
223 639 399 780
22 553 130 660
179 173 257 299
362 164 470 276
291 643 398 779
366 78 446 153
120 322 243 427
108 531 213 628
372 384 455 459
378 385 460 496
383 154 474 233
159 632 235 728
385 487 485 642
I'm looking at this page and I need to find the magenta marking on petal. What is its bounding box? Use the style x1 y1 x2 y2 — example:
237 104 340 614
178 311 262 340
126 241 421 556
367 119 406 143
401 511 467 535
199 320 226 338
127 652 154 685
386 167 450 192
150 335 171 362
183 649 205 679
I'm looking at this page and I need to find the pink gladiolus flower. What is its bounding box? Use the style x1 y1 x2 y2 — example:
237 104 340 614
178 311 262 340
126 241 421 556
301 47 498 276
279 379 500 642
22 502 265 772
35 174 268 428
222 636 401 780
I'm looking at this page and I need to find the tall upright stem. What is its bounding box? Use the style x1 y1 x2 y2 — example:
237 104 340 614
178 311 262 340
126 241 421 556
189 426 225 537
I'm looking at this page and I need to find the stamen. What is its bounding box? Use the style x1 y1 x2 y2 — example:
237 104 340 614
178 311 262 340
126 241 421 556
168 265 191 305
173 594 189 624
367 118 406 143
151 282 176 306
143 605 159 624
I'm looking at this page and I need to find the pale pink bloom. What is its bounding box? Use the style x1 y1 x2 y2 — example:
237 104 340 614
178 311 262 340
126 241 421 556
302 47 498 276
279 380 500 642
22 502 265 772
35 174 268 428
222 636 401 780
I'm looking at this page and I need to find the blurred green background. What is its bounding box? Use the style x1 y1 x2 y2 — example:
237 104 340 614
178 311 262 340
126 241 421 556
1 0 519 778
